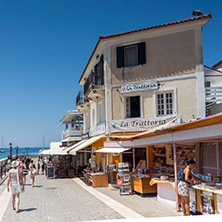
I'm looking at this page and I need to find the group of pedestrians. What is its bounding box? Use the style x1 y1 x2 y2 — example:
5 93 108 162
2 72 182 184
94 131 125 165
6 155 45 213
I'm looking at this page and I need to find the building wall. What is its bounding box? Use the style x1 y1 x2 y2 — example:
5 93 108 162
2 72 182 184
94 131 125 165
110 30 196 84
111 77 198 122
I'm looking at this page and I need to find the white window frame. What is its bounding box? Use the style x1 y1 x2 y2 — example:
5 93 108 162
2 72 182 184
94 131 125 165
124 94 142 119
153 88 177 117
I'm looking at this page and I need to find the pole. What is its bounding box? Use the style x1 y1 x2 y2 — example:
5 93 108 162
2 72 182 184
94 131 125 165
173 143 179 212
9 143 12 161
133 148 135 172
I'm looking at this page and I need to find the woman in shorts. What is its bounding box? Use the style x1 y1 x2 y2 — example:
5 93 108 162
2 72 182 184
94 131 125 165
29 160 36 187
7 161 23 213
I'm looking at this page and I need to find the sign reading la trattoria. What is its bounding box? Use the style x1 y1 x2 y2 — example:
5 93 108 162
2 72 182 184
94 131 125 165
108 116 180 133
121 81 158 93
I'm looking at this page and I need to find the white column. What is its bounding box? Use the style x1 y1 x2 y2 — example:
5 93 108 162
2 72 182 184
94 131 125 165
194 26 206 118
104 44 112 138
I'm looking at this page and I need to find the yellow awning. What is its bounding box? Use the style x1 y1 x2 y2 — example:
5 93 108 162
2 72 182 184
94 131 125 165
68 135 105 155
108 132 142 139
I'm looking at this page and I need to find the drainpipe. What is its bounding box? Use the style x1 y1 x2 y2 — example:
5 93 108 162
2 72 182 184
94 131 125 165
173 143 180 212
133 148 135 172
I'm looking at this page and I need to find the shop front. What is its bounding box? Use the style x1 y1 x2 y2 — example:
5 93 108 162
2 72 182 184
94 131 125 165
102 113 222 214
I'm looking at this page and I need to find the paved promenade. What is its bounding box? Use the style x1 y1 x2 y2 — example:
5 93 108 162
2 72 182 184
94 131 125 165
0 171 183 222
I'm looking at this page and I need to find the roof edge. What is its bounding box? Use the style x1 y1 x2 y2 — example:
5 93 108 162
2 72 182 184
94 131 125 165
78 14 212 84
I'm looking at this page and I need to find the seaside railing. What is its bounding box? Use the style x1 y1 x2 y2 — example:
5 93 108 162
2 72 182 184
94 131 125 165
0 156 17 182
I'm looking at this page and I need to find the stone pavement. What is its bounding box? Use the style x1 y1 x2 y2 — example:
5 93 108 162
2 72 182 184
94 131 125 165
0 171 183 222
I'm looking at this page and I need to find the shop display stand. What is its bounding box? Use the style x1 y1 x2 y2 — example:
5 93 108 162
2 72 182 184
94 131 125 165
177 146 196 180
117 162 132 196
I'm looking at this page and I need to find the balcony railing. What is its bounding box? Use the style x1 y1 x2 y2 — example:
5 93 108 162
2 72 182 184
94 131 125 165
76 91 89 107
61 128 83 140
83 55 104 96
205 87 222 103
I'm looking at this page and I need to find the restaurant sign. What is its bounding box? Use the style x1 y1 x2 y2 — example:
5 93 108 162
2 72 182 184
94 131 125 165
121 81 158 93
108 116 180 133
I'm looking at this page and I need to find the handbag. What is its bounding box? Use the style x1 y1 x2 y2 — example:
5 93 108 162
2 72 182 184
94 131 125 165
17 170 25 193
32 168 38 175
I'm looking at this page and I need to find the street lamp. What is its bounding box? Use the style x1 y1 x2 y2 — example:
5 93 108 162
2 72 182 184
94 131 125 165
9 143 12 161
15 146 19 157
25 147 30 155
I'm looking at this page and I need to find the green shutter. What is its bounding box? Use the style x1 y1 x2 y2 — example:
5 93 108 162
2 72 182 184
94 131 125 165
138 42 146 65
117 46 124 68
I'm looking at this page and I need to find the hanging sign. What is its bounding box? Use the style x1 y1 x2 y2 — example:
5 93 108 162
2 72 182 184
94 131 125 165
108 116 180 133
121 81 158 93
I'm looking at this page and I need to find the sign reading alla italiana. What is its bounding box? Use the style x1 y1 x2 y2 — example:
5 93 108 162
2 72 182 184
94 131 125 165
108 116 180 133
121 81 158 93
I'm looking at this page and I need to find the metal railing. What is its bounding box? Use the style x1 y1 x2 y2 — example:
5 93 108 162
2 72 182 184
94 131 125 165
205 87 222 103
83 55 104 96
61 129 83 140
76 91 89 107
0 156 17 182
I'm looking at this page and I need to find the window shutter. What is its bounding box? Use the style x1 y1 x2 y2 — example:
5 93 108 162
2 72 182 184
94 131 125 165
94 65 97 85
99 55 104 85
117 46 124 68
138 42 146 65
126 97 131 118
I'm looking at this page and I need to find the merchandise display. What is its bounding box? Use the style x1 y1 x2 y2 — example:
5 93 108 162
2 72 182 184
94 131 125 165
117 162 132 196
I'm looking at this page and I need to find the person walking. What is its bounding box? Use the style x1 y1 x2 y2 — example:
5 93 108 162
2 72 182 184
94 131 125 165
21 160 28 185
7 161 23 213
29 160 37 187
36 158 41 174
178 160 207 216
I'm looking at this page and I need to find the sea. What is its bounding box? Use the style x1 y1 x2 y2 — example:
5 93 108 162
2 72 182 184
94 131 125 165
0 147 49 160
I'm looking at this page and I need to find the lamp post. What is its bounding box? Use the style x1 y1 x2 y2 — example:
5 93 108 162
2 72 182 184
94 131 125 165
15 146 19 157
9 143 12 161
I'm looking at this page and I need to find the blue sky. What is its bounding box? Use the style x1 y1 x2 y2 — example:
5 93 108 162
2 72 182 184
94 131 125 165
0 0 221 147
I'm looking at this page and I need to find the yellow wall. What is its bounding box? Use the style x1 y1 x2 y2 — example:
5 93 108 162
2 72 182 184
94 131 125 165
111 30 196 84
112 77 198 122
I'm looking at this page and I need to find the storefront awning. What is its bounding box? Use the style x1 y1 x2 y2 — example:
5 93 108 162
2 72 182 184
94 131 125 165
62 139 87 152
95 147 131 153
68 135 105 155
41 142 67 155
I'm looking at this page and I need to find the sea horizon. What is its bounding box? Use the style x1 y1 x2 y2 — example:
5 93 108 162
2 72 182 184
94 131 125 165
0 147 49 160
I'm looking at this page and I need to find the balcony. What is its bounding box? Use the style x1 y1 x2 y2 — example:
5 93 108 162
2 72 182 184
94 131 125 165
205 87 222 116
76 91 90 113
61 128 83 142
83 55 104 102
205 87 222 103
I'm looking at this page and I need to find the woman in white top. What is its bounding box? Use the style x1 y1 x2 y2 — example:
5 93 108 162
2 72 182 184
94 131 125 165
7 161 23 213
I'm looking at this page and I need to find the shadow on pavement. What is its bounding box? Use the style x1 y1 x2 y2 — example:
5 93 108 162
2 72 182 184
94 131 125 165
20 208 37 212
32 185 43 188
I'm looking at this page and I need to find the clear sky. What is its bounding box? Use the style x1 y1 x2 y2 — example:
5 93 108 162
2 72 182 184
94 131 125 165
0 0 221 148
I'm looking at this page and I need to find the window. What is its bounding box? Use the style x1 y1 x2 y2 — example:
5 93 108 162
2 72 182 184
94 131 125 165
85 112 89 130
124 45 138 67
117 42 146 68
126 96 140 118
157 92 173 116
92 109 95 127
97 100 104 124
